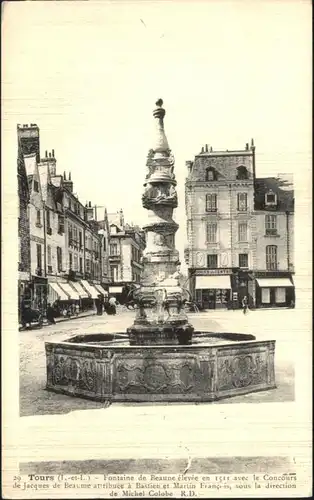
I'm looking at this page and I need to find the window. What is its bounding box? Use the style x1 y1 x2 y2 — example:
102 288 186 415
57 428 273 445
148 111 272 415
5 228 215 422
205 168 217 181
58 215 64 234
74 254 78 271
36 244 42 269
275 288 286 303
68 224 73 243
36 210 41 226
33 180 39 192
206 194 217 212
86 259 90 273
207 223 217 243
236 166 248 180
57 247 62 272
69 252 73 270
237 193 247 211
266 245 277 270
261 288 270 303
110 265 118 282
207 254 218 269
79 257 83 273
265 214 277 235
265 190 277 206
239 253 248 268
47 245 52 265
103 237 107 252
110 242 119 255
73 227 78 243
79 231 83 249
46 210 51 229
238 222 248 242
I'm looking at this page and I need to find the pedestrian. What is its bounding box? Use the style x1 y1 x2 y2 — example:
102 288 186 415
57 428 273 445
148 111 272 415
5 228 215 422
242 295 248 315
46 302 56 325
75 303 80 316
108 295 117 315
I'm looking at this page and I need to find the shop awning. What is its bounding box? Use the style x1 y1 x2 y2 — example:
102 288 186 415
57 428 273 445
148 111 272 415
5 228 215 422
59 283 80 300
109 286 123 294
195 275 231 290
256 278 294 288
80 280 99 299
94 284 109 296
70 281 89 299
49 283 69 301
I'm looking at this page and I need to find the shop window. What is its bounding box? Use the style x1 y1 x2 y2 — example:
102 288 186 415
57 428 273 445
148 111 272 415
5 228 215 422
261 288 270 303
239 253 248 268
237 193 247 211
207 223 217 243
207 254 217 269
238 222 248 242
265 214 277 235
205 167 217 181
236 166 249 180
205 193 217 212
266 245 277 270
275 287 286 303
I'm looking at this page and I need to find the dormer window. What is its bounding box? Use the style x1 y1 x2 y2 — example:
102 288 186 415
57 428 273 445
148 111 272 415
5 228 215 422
265 190 277 206
236 166 249 180
206 167 217 181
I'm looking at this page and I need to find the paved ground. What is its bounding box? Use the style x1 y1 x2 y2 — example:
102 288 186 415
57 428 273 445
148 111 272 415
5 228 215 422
20 308 296 417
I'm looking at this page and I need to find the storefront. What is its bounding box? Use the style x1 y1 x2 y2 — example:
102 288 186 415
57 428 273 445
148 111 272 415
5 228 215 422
31 276 48 313
255 274 295 308
193 270 232 310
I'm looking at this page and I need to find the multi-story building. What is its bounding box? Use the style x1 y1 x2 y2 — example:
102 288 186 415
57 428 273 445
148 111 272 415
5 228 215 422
17 128 32 317
254 176 295 308
17 124 109 314
18 124 47 310
185 141 295 309
106 210 146 299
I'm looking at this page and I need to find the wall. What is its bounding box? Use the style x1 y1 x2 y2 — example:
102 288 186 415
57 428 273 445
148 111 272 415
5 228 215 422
18 157 31 278
255 211 292 271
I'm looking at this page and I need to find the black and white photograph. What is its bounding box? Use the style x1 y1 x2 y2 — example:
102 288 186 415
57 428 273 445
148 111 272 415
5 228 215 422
2 0 312 497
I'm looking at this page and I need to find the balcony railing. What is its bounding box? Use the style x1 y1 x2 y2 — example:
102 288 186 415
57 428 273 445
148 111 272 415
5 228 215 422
265 228 278 236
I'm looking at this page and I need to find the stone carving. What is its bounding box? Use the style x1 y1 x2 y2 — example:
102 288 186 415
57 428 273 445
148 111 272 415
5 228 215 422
116 360 195 394
219 354 266 390
52 355 97 393
142 183 178 208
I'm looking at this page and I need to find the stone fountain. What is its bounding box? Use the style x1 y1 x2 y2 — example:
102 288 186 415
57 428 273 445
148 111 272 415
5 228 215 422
45 100 276 403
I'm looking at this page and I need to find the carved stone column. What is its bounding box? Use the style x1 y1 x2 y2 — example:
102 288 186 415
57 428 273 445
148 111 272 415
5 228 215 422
127 99 194 346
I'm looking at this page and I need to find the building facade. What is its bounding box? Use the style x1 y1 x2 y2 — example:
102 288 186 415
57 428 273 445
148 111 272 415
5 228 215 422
17 128 32 318
106 211 146 299
17 124 110 317
185 141 295 309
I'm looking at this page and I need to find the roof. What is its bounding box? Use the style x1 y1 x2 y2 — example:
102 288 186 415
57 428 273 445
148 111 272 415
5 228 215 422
254 177 294 212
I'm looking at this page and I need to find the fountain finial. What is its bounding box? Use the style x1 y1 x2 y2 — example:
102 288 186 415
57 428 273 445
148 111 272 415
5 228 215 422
156 98 163 107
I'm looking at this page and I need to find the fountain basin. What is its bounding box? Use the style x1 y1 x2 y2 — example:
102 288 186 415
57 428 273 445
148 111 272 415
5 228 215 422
45 333 276 402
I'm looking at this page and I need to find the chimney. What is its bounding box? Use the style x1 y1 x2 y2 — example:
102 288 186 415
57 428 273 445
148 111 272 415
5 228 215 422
64 171 66 180
52 149 55 157
49 152 52 158
185 160 193 173
245 143 249 150
201 146 204 153
45 150 48 158
119 209 124 227
210 146 213 152
69 172 71 181
205 144 208 152
251 138 255 149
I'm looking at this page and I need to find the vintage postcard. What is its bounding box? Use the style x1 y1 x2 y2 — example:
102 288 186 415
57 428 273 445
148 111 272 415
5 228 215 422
2 0 312 498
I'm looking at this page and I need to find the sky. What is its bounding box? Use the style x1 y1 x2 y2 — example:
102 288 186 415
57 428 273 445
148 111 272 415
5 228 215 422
2 0 311 266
